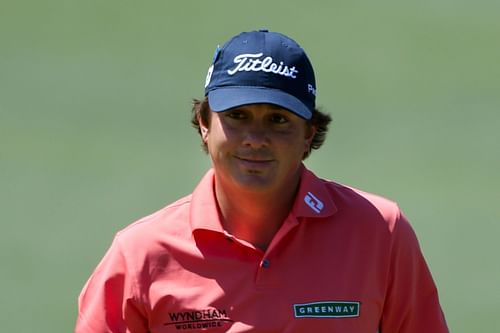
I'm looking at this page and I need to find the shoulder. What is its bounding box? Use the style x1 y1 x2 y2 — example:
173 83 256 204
325 178 400 215
96 194 197 279
334 182 400 225
115 194 194 245
300 167 404 233
317 177 404 235
324 179 421 249
317 178 423 262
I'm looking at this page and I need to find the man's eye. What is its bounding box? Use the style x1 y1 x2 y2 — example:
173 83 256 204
270 114 288 124
227 111 246 119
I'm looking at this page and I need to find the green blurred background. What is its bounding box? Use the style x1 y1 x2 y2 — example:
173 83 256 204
1 0 499 331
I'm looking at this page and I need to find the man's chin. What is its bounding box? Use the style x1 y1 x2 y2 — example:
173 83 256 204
232 173 278 193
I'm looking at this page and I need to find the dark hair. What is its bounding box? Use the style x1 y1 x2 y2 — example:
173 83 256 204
191 97 332 159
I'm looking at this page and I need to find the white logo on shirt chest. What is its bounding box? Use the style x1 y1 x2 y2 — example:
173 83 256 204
304 191 324 213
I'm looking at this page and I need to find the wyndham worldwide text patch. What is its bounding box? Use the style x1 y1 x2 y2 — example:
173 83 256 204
294 301 360 318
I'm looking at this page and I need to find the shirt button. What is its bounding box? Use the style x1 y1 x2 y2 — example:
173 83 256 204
261 258 270 268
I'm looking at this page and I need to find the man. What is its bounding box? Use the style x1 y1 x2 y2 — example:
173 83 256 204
76 29 449 332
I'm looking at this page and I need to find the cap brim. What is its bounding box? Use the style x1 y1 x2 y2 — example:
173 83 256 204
207 87 312 120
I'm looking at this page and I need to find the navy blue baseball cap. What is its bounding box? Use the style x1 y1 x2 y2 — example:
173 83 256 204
204 29 316 120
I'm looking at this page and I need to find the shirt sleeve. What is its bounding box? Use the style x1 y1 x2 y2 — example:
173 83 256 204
75 235 149 333
379 211 449 333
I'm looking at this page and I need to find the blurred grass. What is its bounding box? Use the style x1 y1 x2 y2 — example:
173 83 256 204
1 0 499 332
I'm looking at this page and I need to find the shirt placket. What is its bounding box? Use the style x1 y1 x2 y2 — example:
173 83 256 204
254 215 300 288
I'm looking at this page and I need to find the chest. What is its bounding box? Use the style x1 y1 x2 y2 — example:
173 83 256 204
142 226 389 333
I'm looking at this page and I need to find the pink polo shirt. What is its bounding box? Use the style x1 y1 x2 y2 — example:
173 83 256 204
76 166 448 332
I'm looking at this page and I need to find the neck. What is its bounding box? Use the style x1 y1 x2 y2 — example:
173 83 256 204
214 174 301 251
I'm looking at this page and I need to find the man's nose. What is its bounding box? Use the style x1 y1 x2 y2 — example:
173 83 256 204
241 123 269 148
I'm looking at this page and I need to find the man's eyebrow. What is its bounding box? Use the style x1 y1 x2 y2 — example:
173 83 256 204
226 105 247 112
267 104 285 110
256 103 288 111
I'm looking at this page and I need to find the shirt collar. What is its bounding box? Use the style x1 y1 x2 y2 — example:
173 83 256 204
189 168 224 233
291 165 337 218
189 165 338 232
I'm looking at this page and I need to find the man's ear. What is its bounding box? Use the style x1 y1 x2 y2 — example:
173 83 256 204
304 125 316 152
199 114 209 143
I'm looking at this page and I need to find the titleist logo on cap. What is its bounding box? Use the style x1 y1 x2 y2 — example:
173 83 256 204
205 30 316 119
227 53 299 79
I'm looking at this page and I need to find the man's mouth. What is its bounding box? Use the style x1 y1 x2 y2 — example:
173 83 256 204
234 156 274 169
234 156 274 163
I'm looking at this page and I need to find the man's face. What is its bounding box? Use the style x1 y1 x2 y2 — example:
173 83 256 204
200 103 314 193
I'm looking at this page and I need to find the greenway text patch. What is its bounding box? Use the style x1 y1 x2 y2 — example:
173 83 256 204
294 301 360 318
